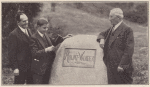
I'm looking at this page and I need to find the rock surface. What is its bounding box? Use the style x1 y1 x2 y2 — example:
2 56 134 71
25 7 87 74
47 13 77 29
50 35 107 85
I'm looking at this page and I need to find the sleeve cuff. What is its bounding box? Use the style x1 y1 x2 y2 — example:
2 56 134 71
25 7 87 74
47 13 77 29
100 39 104 44
97 35 105 42
119 65 129 69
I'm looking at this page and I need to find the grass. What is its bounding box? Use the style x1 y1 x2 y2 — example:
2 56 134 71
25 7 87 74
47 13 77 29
2 3 148 84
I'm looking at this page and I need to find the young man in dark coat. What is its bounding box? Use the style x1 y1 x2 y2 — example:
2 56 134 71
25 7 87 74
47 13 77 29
8 13 33 84
30 18 72 84
97 8 134 84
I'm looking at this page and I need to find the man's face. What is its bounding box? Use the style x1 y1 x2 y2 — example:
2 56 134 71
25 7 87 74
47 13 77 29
38 24 49 34
109 14 120 26
18 14 28 29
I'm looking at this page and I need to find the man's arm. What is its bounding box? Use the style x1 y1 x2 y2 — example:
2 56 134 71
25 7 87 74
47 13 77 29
119 28 134 69
50 34 64 46
97 29 110 42
8 33 18 70
50 34 73 46
30 38 54 58
97 29 110 48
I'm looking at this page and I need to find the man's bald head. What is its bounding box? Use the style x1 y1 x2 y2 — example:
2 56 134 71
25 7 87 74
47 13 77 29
16 12 28 29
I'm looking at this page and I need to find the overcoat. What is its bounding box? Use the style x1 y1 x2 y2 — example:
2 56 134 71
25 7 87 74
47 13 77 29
30 32 64 75
8 26 33 84
97 22 134 84
8 27 32 72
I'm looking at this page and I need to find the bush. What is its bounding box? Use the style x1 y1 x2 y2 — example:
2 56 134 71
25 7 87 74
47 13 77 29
2 3 42 67
74 3 83 9
2 3 42 37
124 3 147 24
124 12 147 24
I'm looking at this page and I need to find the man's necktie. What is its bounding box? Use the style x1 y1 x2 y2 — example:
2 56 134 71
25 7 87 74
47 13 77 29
111 25 115 36
25 29 29 36
111 25 115 33
43 35 49 47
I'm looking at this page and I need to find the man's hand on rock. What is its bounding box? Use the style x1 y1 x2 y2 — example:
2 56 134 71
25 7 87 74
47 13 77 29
63 34 73 39
99 39 104 49
100 44 104 49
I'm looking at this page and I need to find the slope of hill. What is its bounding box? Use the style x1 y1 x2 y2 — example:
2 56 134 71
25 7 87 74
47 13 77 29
35 3 147 34
67 2 148 25
34 3 149 84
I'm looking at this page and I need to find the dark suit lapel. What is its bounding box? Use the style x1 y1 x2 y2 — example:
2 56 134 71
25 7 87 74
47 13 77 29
109 22 124 46
105 27 113 44
35 32 46 48
27 28 32 37
16 27 30 43
44 33 53 46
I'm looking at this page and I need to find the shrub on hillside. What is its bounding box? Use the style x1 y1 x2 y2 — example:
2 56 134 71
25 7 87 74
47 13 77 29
2 3 42 37
124 4 147 24
74 3 83 9
105 3 134 10
124 11 147 24
69 3 148 25
2 3 42 67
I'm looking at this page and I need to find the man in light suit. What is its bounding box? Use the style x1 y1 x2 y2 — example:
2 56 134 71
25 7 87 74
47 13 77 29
97 8 134 84
30 18 72 84
8 12 33 84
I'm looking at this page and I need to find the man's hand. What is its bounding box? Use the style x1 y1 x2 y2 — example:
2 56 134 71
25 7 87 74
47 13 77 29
99 39 104 49
14 68 19 76
117 66 124 72
99 44 104 49
45 45 55 53
63 34 73 39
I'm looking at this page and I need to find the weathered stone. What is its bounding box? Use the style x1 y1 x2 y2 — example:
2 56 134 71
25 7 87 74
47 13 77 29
50 35 107 85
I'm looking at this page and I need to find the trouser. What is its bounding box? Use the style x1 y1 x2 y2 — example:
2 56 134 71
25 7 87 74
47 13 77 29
107 67 133 84
33 66 52 84
14 69 33 84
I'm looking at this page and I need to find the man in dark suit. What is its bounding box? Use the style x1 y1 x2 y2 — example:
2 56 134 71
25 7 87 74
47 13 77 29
8 12 33 84
97 8 134 84
30 18 72 84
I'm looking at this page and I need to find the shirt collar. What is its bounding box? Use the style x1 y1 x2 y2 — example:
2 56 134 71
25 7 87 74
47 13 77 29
113 20 123 30
18 25 27 33
37 30 44 37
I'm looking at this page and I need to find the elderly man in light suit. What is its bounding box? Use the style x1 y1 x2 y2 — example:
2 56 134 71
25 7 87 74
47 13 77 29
97 8 134 84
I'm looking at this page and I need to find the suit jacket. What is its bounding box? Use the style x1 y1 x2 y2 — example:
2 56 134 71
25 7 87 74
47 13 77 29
8 26 32 72
30 32 64 75
97 22 134 73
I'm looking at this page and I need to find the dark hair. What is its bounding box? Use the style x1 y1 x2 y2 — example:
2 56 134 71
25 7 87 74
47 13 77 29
37 18 48 26
16 12 26 22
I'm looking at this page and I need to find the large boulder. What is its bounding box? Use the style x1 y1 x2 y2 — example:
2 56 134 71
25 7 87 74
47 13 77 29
50 35 107 85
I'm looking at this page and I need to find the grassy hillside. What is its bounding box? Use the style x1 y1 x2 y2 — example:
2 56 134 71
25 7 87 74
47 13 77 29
2 3 148 84
68 2 148 25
